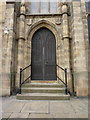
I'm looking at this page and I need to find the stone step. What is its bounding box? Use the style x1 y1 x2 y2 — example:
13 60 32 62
21 87 65 93
16 93 70 100
31 80 57 83
22 83 65 88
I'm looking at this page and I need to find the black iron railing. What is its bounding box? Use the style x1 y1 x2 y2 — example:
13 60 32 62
19 64 31 94
19 64 68 95
56 65 68 95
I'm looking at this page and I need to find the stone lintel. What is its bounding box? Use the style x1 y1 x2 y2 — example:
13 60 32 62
61 3 70 16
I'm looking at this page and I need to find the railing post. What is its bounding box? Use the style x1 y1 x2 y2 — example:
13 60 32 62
65 68 68 95
19 68 22 94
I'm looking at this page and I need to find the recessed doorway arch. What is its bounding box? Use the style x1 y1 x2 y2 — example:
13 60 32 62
27 20 60 81
31 27 57 80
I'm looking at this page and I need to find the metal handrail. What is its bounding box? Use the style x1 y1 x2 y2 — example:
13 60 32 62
19 64 31 94
57 76 66 85
56 65 65 71
56 65 68 95
19 64 68 95
22 64 31 71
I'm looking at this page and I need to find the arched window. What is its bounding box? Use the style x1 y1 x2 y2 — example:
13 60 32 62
86 1 90 12
50 0 57 13
40 0 48 13
88 15 90 44
30 0 39 14
86 1 90 44
29 0 57 14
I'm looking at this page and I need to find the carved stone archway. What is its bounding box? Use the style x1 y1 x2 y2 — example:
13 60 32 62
26 20 60 81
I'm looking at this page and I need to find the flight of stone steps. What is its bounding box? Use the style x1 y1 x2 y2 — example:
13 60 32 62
16 81 70 100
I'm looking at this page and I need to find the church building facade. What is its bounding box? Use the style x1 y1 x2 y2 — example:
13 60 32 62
1 0 89 97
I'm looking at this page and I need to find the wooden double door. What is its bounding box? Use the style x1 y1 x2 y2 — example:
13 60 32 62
31 27 56 80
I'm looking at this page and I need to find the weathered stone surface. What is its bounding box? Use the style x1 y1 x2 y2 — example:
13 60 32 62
9 113 29 118
21 101 49 113
3 101 25 112
1 96 88 119
28 113 53 118
2 113 12 118
1 0 89 97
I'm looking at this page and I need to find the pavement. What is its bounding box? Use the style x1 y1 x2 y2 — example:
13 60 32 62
0 96 88 119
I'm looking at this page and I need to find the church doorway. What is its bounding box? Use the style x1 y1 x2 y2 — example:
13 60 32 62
31 27 57 80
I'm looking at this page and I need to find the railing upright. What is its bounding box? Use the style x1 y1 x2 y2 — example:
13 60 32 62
19 64 68 95
19 65 31 94
19 68 22 94
65 68 68 95
56 65 68 95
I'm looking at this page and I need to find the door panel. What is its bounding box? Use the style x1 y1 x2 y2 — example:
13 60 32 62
45 32 56 80
31 27 56 80
31 33 43 80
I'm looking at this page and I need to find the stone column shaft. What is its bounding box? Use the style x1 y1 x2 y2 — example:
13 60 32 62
57 1 64 83
62 4 72 91
16 3 25 87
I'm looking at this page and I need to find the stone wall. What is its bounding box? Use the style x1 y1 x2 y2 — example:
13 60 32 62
1 0 89 96
0 1 6 96
2 2 15 96
71 1 88 96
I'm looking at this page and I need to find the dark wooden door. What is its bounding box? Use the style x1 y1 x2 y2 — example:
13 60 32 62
31 27 56 80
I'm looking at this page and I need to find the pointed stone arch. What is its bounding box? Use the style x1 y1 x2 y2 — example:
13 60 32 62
26 20 60 81
27 20 59 41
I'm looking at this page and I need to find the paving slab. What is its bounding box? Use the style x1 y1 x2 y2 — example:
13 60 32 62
9 113 29 118
52 113 79 118
21 101 49 113
0 113 2 120
3 101 25 113
2 113 12 118
50 101 75 114
1 96 89 119
76 113 88 118
28 113 53 118
70 100 88 113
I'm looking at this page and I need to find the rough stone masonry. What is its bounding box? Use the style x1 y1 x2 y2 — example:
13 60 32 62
0 0 89 96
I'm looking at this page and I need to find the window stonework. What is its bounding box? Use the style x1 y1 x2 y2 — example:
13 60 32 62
88 15 90 43
30 1 39 14
86 1 90 12
40 1 48 13
86 1 90 43
27 0 57 14
50 1 57 13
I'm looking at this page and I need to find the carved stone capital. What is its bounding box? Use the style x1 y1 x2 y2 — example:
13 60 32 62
20 2 26 14
61 3 68 13
61 2 68 7
21 1 25 7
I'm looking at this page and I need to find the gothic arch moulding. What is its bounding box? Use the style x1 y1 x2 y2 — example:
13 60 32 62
26 20 60 71
27 20 59 42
